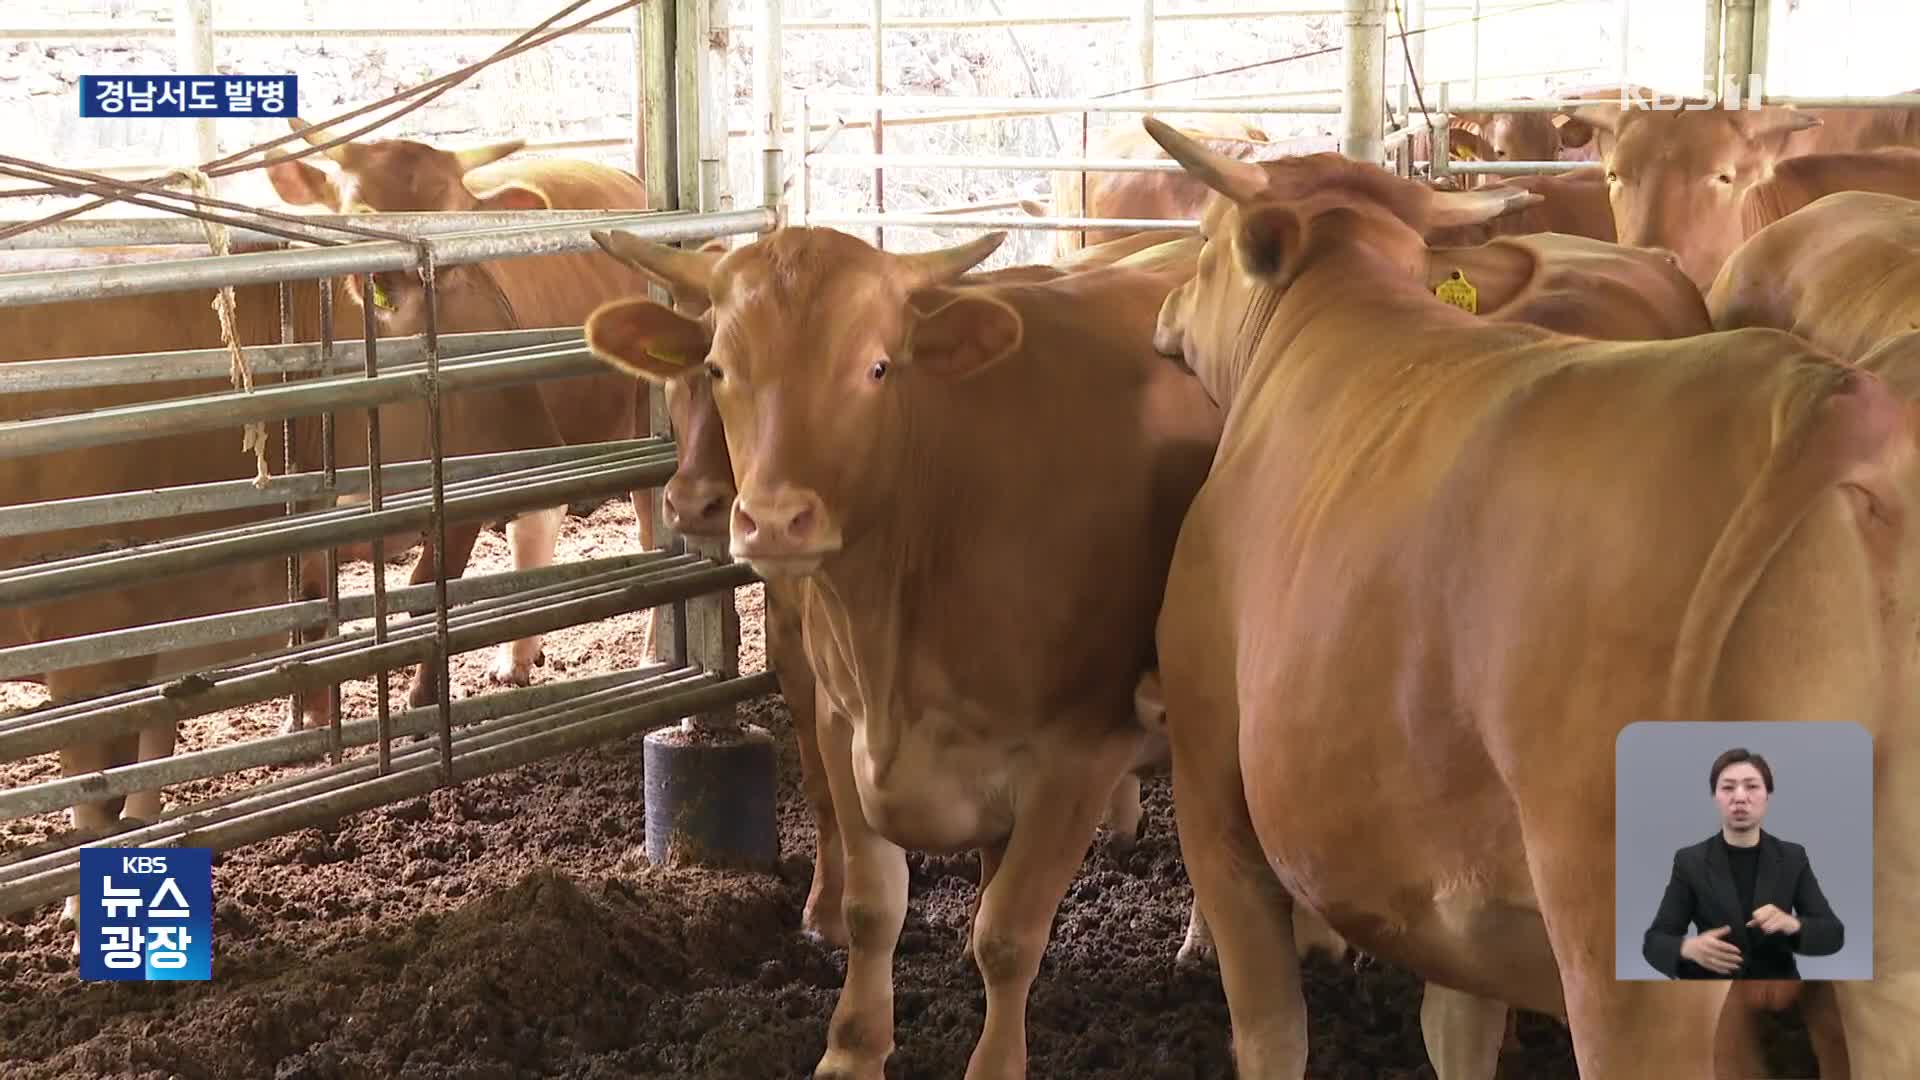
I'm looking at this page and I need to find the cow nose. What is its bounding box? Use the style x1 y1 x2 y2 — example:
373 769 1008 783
663 477 732 536
732 488 827 556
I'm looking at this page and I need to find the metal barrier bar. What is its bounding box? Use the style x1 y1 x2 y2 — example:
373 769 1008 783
0 667 671 822
3 25 636 39
0 448 676 608
0 438 664 538
0 669 778 917
806 211 1201 232
0 210 667 251
0 207 774 308
811 153 1189 173
805 93 1347 115
0 346 605 461
0 551 664 684
0 556 752 762
0 327 581 393
0 666 674 821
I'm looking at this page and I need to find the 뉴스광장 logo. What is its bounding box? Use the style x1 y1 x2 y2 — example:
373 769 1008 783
77 847 213 981
77 75 296 118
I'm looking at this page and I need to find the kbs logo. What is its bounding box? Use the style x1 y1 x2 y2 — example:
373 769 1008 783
77 847 213 981
1616 76 1770 112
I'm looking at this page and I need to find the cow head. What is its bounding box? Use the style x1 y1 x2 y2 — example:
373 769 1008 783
643 240 738 539
584 227 1011 578
264 118 554 335
1142 118 1540 403
1558 102 1823 287
1451 110 1562 163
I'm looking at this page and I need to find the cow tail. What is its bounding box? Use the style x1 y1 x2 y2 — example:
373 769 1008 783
1665 362 1909 721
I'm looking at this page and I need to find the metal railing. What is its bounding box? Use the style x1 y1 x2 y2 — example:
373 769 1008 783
0 199 769 917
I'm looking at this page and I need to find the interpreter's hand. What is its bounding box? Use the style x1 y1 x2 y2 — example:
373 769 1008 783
1680 926 1743 974
1748 904 1802 936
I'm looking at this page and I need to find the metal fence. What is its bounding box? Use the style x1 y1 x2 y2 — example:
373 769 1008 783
0 0 777 919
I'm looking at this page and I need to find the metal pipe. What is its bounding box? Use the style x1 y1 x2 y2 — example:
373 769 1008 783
0 671 778 915
1722 0 1756 104
0 438 666 539
0 208 774 308
173 0 219 191
809 153 1192 173
1703 0 1724 99
1470 0 1481 100
1443 160 1611 176
0 328 580 392
870 0 885 249
0 559 751 762
0 451 677 609
0 553 708 746
803 93 1347 114
0 346 608 461
804 212 1202 232
1341 0 1387 166
1616 0 1630 86
757 0 785 215
4 24 638 39
700 0 734 215
0 210 678 251
0 552 668 684
0 667 678 821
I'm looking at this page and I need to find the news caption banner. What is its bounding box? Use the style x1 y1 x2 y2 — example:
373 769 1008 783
77 74 296 118
77 848 213 981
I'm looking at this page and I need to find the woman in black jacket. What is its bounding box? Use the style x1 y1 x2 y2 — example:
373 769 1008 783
1642 747 1845 980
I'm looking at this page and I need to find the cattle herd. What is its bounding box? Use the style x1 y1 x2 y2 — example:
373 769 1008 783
8 87 1920 1077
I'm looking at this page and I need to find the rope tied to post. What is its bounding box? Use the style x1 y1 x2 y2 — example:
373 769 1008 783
161 166 272 488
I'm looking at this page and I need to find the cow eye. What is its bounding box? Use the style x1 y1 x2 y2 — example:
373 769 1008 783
1604 171 1619 184
869 359 890 382
1714 172 1734 185
705 361 724 382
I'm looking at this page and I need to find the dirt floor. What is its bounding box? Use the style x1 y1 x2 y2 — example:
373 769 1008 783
1 499 1823 1078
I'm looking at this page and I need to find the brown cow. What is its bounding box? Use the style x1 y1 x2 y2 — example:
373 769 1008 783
582 226 1224 1079
266 117 672 692
1562 92 1920 287
1049 120 1341 255
1140 118 1920 1078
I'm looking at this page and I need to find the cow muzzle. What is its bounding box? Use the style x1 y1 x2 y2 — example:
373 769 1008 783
731 486 839 576
664 474 734 538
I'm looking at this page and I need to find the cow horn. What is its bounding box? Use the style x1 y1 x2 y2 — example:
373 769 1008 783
1141 116 1268 202
1427 187 1546 230
289 116 357 165
453 139 527 173
592 229 723 295
892 232 1007 291
1743 109 1823 142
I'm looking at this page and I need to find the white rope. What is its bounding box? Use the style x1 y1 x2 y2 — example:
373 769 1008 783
160 166 273 489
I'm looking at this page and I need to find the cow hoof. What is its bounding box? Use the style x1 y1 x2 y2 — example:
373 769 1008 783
813 1050 888 1080
1174 939 1219 974
486 651 540 688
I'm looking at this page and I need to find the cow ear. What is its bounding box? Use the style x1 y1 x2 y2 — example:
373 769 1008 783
585 297 712 383
265 152 340 210
1559 102 1623 152
468 179 553 212
907 292 1024 379
1234 202 1314 287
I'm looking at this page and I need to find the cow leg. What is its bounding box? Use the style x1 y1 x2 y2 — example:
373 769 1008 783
960 845 1003 957
962 761 1116 1080
289 549 339 733
1420 983 1507 1080
403 517 484 709
1795 981 1849 1077
1712 982 1786 1080
488 506 563 688
1176 897 1216 971
1100 770 1143 853
813 700 909 1080
768 588 844 947
1831 977 1920 1079
1172 756 1308 1075
57 731 136 933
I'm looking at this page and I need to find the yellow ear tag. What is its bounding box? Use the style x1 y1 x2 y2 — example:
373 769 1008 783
646 348 687 369
369 277 394 311
1435 269 1478 314
1449 142 1482 162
